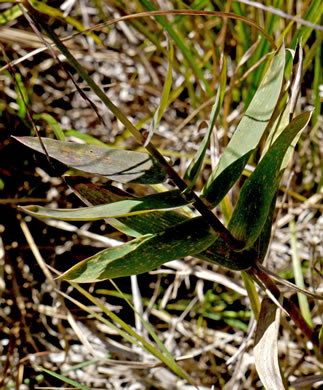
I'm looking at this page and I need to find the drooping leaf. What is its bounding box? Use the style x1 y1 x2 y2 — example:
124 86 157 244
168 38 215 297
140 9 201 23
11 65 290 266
60 217 218 282
13 136 166 184
254 297 284 390
201 45 285 208
19 190 192 221
229 111 312 248
66 177 254 270
184 57 227 186
144 36 174 146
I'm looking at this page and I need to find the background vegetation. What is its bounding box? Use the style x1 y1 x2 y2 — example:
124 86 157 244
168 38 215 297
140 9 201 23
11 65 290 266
0 0 322 389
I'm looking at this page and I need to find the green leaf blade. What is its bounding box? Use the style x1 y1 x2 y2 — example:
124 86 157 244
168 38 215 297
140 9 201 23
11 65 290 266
228 111 312 248
201 45 285 207
60 217 218 282
13 136 166 184
65 176 188 237
67 177 253 270
19 190 192 221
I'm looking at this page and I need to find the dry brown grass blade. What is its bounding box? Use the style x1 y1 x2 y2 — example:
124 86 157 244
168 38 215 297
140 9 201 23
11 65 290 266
254 297 285 390
63 9 277 50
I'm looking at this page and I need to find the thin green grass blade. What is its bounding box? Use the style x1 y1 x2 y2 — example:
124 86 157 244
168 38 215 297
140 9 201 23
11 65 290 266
289 0 323 61
14 73 28 119
19 190 193 220
289 219 313 327
144 36 174 146
33 113 65 141
65 283 193 383
61 359 101 373
29 0 102 45
35 366 91 390
0 4 22 25
58 287 193 381
13 136 166 184
111 280 181 371
250 0 282 99
60 217 218 282
58 288 143 348
64 129 109 147
201 45 285 208
139 0 213 96
184 57 227 186
228 111 312 248
241 271 260 319
312 32 322 125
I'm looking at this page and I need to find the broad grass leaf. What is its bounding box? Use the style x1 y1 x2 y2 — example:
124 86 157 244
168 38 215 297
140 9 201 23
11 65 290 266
262 44 303 167
19 190 192 221
228 111 312 248
66 177 254 270
13 136 166 184
184 57 227 186
201 45 285 208
65 177 188 237
60 217 218 282
254 297 284 390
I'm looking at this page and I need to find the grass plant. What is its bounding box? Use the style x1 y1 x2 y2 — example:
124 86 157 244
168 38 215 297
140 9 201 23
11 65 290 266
0 1 322 389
